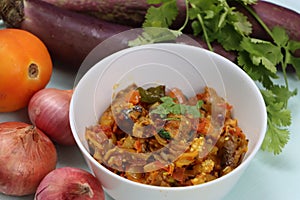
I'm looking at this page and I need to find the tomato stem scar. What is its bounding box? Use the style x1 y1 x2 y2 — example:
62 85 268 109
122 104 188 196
28 63 39 78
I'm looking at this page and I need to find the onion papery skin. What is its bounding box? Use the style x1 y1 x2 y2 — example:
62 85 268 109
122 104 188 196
0 121 57 196
34 167 105 200
28 88 76 146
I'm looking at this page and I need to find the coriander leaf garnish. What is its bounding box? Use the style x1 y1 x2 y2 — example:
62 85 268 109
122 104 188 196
158 129 172 140
150 96 203 118
137 85 165 104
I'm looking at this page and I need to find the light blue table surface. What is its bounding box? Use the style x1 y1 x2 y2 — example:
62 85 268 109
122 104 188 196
0 0 299 199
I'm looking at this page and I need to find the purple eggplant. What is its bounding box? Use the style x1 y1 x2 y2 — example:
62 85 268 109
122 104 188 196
0 0 131 68
0 0 236 68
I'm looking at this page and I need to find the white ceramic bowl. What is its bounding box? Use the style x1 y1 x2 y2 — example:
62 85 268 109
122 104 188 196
70 43 267 200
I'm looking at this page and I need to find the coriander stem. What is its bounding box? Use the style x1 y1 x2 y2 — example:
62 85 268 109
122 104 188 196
178 0 190 32
242 4 274 38
281 51 290 107
190 3 213 51
243 3 291 108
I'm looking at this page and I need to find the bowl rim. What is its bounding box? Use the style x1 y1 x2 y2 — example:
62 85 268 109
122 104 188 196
70 43 267 191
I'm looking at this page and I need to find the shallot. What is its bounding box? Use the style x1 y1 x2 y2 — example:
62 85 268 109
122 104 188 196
0 121 57 196
28 88 75 146
34 167 105 200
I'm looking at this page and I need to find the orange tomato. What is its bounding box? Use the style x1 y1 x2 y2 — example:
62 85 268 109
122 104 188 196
0 28 52 112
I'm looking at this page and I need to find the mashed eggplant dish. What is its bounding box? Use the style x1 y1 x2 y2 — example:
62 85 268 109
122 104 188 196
85 84 248 187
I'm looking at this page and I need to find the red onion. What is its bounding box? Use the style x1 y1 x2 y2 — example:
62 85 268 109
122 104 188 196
34 167 105 200
28 88 76 146
0 121 57 196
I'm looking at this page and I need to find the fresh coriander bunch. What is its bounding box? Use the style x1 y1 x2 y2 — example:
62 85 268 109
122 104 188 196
131 0 300 154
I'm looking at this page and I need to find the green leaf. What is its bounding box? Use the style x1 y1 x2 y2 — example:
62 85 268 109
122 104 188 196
218 7 229 28
237 51 278 89
261 122 290 155
189 6 202 20
128 28 182 47
150 96 203 118
237 51 262 80
230 11 252 35
137 85 165 104
272 26 289 47
288 40 300 53
143 0 178 28
285 40 300 78
270 105 291 127
240 37 282 74
204 10 215 19
196 100 204 109
269 85 297 107
158 129 172 140
191 20 202 36
260 88 293 154
255 56 276 73
147 0 163 3
216 24 243 51
189 0 224 40
189 0 213 8
143 7 167 27
235 0 258 5
287 55 300 79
